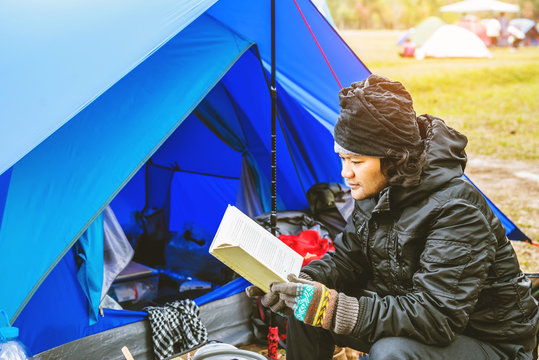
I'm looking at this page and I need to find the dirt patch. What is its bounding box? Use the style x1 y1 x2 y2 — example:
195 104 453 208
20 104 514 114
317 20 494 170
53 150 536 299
465 154 539 273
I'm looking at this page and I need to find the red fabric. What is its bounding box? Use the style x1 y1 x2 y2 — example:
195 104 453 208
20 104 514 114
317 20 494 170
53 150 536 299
279 230 334 266
457 19 490 45
403 41 416 57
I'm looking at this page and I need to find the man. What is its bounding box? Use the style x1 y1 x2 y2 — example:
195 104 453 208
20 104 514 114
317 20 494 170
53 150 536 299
247 74 539 359
498 12 510 46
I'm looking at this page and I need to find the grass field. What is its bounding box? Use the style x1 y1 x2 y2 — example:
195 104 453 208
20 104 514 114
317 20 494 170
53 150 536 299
340 30 539 272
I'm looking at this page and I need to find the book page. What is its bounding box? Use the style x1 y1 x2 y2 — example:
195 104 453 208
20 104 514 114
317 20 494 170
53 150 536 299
211 205 303 282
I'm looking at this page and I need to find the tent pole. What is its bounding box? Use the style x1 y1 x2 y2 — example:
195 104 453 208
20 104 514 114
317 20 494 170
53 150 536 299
268 0 279 359
270 0 277 237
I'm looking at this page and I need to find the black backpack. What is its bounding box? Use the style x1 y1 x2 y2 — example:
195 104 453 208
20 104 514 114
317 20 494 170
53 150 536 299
306 182 353 240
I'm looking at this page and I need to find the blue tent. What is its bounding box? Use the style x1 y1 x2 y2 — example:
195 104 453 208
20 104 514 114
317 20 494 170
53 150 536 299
0 0 528 355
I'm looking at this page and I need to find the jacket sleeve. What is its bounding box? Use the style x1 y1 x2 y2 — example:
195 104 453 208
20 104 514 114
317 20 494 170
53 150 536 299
300 217 368 292
352 199 496 346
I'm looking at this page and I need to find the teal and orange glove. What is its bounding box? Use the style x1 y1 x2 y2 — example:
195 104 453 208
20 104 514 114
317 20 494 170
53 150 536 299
270 274 360 334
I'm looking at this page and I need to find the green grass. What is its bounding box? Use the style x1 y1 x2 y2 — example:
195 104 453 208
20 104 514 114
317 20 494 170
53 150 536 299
341 30 539 160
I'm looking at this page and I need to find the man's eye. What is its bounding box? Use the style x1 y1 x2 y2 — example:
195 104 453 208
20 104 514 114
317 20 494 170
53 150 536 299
352 161 362 165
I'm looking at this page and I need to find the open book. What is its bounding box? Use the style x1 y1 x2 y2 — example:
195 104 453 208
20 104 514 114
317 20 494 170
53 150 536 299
209 205 303 293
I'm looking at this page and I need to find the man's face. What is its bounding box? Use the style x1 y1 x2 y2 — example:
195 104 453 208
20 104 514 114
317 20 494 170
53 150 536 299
339 153 388 200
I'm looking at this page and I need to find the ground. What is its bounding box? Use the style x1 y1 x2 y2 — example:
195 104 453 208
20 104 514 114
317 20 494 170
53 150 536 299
236 343 366 359
465 153 539 273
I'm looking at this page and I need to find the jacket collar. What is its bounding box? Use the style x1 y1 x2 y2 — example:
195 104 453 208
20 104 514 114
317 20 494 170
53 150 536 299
354 186 392 221
391 115 468 208
372 186 391 214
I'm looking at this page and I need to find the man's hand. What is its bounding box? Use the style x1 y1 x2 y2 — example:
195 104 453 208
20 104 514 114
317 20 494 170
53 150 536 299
270 274 359 334
272 274 339 330
245 284 293 316
245 273 360 334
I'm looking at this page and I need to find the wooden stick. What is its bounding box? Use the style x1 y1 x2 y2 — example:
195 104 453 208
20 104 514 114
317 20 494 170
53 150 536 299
121 346 135 360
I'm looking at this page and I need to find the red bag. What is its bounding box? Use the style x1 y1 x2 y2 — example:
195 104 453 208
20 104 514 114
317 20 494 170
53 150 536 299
279 230 334 266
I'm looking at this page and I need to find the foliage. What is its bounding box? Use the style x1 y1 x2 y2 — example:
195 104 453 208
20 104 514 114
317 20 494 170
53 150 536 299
326 0 539 29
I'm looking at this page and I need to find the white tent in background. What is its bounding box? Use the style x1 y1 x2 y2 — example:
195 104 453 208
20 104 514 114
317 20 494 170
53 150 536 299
440 0 520 13
415 25 493 59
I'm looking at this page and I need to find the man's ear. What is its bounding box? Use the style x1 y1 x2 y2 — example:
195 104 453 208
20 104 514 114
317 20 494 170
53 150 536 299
379 157 391 178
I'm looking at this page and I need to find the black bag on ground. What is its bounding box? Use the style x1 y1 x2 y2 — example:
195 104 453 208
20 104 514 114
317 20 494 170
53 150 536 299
133 208 172 268
306 182 354 240
254 210 330 240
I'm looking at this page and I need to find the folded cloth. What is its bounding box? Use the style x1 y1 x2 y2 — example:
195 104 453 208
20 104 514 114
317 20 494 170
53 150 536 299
145 299 208 359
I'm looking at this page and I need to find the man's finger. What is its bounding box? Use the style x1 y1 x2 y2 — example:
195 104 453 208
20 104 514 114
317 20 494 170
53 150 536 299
287 273 315 285
261 291 280 308
270 282 298 296
269 298 290 314
245 286 265 298
279 293 297 309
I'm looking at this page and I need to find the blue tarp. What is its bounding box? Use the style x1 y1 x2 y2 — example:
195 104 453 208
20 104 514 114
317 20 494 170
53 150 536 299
0 0 529 355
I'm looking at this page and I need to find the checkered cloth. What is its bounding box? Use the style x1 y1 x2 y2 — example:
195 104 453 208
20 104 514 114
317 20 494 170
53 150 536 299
145 299 208 359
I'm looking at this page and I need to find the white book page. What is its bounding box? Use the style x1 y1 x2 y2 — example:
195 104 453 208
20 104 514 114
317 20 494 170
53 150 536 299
212 205 303 280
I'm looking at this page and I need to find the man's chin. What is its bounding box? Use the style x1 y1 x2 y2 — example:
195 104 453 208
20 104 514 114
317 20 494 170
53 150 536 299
351 190 365 200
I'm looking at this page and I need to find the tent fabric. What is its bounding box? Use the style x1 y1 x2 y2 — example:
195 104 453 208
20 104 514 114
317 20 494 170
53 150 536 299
509 18 536 34
14 243 246 355
509 18 539 45
194 278 251 307
0 0 220 174
464 175 530 241
0 168 12 230
74 212 105 326
415 25 492 59
397 28 415 46
410 17 445 47
207 1 370 132
457 16 490 45
13 247 147 355
193 83 276 213
102 206 135 300
0 0 219 177
0 12 254 323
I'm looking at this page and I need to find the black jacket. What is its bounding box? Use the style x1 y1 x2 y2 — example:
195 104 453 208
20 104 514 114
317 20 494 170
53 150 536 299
302 115 539 354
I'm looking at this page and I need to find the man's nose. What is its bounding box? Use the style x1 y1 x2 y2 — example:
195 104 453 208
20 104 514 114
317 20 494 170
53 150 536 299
341 162 353 179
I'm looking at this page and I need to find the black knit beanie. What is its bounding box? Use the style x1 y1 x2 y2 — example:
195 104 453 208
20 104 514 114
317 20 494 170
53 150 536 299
334 74 423 158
